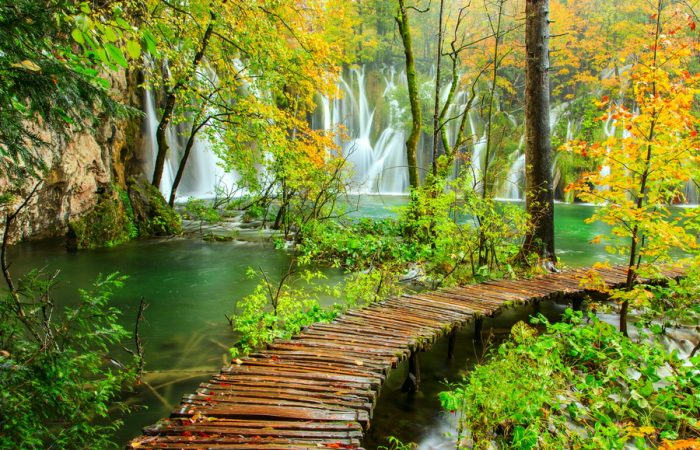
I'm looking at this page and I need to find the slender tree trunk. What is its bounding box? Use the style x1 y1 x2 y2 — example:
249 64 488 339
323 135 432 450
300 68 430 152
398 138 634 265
152 14 215 189
169 120 209 207
431 0 445 178
521 0 556 263
620 0 663 336
397 0 421 189
482 0 505 199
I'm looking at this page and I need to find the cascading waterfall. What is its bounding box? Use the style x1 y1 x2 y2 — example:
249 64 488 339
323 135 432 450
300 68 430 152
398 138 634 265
141 61 697 204
496 103 569 200
315 66 409 194
500 138 526 200
140 89 238 202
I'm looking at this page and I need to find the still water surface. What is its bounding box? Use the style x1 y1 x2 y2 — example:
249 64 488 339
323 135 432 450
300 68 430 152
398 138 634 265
6 198 613 446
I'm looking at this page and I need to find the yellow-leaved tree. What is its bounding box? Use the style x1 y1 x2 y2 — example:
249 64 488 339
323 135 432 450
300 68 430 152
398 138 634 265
567 0 700 335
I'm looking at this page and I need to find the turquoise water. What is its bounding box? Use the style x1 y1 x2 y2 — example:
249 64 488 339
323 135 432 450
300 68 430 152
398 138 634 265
5 200 612 445
345 196 617 267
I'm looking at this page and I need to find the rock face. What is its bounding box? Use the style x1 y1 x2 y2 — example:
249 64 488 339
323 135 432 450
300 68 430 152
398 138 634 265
1 70 144 245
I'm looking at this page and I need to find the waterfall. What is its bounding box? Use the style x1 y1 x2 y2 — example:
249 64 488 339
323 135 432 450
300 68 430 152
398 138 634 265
316 66 409 194
141 90 238 202
500 140 526 200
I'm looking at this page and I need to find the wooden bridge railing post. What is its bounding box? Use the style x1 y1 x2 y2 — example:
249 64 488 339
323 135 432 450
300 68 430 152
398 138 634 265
474 317 484 345
402 351 421 393
447 327 457 361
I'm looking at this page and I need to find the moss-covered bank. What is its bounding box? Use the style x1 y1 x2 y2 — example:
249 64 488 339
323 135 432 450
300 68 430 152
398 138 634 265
68 178 181 249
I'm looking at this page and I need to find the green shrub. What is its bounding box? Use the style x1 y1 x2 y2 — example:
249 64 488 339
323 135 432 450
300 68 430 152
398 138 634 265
440 310 700 449
229 269 340 358
127 177 182 236
182 197 222 223
0 272 138 448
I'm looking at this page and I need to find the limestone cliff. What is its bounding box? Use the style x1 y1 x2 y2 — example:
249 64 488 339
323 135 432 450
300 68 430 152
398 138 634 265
1 70 146 244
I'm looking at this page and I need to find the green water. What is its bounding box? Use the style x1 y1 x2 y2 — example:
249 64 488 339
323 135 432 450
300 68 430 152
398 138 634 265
5 200 611 446
347 196 618 267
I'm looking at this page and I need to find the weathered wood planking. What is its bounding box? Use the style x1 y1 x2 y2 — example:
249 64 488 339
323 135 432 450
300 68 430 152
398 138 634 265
127 265 684 450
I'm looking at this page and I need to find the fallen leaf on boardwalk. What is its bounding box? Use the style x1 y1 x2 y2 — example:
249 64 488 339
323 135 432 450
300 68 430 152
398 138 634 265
354 360 363 366
129 436 157 448
234 358 243 365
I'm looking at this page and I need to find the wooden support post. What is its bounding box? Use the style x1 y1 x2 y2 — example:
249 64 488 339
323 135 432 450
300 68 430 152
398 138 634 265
447 327 457 361
533 300 541 315
474 317 483 344
572 296 583 311
402 351 421 393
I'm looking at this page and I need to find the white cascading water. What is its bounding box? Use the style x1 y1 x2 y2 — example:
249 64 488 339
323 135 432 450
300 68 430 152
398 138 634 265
143 62 696 204
496 102 569 200
500 140 526 200
316 66 409 194
141 90 238 201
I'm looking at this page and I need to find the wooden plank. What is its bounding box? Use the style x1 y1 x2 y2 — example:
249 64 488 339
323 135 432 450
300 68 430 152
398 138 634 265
172 404 369 424
181 392 370 413
201 379 376 402
222 362 383 389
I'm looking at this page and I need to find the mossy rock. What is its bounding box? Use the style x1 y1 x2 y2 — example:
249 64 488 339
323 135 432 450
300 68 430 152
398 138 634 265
69 185 139 249
127 177 182 236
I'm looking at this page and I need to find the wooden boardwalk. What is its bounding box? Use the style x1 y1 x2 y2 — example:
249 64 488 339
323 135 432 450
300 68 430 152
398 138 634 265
127 265 685 449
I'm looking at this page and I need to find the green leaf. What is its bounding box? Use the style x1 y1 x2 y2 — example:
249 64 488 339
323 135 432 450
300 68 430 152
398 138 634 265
71 29 85 44
105 43 128 68
10 98 27 114
639 380 654 397
54 107 75 124
512 426 537 450
126 40 141 59
142 29 158 56
95 48 108 64
116 17 131 30
94 76 111 90
103 26 118 43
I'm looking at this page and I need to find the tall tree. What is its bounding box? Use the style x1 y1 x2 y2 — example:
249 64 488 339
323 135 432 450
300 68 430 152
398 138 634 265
521 0 556 264
150 7 215 190
568 0 700 335
396 0 422 189
431 0 446 178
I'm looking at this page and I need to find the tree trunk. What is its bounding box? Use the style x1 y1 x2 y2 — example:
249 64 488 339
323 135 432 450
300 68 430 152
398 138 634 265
431 0 445 179
619 1 662 336
521 0 556 263
152 14 215 189
482 0 505 199
397 0 421 189
169 120 209 207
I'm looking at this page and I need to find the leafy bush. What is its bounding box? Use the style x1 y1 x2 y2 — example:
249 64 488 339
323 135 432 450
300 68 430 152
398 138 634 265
229 269 341 358
69 185 139 249
298 174 528 287
229 264 406 358
440 310 700 449
298 218 428 270
127 177 182 236
0 272 138 449
182 197 222 223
